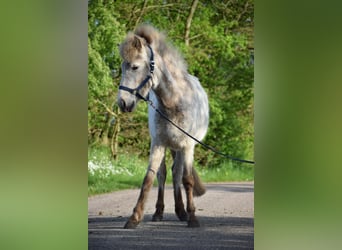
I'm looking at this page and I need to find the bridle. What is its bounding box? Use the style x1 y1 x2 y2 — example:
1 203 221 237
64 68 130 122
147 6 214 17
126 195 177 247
119 44 155 102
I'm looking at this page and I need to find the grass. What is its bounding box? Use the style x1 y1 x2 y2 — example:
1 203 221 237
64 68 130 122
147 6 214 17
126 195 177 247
88 146 254 196
197 161 254 183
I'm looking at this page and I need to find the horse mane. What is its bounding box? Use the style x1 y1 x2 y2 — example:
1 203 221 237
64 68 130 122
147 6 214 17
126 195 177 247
134 24 188 75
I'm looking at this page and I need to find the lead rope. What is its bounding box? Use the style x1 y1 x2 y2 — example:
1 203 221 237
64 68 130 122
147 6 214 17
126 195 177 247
146 94 255 165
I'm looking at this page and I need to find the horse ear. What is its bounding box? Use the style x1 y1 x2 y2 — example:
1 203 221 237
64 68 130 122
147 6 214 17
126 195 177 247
133 35 142 50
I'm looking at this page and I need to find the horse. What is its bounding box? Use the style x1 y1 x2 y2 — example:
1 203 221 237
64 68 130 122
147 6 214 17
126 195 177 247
117 24 209 229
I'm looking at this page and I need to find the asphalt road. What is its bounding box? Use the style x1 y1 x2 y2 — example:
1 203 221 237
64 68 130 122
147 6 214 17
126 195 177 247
88 182 254 250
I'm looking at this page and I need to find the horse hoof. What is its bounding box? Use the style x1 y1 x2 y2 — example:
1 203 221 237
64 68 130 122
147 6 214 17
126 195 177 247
124 220 139 229
187 219 200 228
178 213 188 222
152 213 163 221
176 209 188 221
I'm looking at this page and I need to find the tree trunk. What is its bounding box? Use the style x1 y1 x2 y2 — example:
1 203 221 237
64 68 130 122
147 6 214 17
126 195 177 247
111 107 121 160
134 0 148 28
101 114 111 146
184 0 199 46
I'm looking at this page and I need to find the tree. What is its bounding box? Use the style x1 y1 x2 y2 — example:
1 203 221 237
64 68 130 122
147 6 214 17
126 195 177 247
88 0 125 156
88 0 254 166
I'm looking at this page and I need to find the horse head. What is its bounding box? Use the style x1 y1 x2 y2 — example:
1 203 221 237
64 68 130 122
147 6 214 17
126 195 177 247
117 33 154 112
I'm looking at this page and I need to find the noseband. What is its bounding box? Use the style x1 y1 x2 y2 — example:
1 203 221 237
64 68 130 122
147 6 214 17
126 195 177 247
119 44 155 101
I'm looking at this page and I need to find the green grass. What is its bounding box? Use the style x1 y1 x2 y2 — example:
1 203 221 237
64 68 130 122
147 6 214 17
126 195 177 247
88 146 254 196
197 161 254 183
88 146 148 195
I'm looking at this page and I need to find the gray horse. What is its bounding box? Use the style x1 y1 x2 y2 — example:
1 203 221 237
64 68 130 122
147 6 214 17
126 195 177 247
117 24 209 228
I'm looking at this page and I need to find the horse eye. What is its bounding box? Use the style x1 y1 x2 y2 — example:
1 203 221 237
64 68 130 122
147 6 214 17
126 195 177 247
132 65 139 71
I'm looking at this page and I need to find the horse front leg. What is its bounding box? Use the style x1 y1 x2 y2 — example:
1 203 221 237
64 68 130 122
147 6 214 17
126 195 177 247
124 145 165 229
182 147 200 227
152 154 166 221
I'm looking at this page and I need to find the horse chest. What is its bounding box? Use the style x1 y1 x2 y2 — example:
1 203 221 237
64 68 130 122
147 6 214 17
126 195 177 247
148 108 191 149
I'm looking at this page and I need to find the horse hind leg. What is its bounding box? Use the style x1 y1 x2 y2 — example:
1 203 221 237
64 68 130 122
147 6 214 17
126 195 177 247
152 155 166 221
182 146 201 227
172 150 188 221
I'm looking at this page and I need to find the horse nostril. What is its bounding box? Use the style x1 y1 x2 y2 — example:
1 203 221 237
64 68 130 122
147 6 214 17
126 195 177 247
119 98 135 112
126 101 135 112
119 99 126 111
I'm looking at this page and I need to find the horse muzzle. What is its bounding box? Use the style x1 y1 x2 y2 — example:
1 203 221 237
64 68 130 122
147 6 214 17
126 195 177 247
118 97 136 112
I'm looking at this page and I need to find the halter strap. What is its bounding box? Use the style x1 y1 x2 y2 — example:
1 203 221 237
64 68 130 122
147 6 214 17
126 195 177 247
119 44 154 101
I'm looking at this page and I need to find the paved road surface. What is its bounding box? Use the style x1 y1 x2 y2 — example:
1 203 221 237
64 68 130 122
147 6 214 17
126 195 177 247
88 182 254 250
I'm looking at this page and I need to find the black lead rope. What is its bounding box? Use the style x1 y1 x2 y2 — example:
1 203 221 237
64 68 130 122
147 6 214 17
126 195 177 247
147 99 255 165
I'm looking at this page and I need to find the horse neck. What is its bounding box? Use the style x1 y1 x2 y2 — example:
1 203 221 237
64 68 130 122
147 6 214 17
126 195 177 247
152 60 185 109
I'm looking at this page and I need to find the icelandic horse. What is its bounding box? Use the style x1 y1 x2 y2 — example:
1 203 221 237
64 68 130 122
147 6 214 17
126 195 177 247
117 24 209 228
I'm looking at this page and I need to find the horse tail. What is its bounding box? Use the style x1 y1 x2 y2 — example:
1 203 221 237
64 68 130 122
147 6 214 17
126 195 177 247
192 167 206 196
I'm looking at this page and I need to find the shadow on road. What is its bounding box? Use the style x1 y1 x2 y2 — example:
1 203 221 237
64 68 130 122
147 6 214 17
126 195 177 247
88 214 254 250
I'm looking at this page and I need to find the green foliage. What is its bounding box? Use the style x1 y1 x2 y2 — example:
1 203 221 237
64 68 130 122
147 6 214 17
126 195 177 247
178 2 254 166
88 1 125 144
88 0 254 168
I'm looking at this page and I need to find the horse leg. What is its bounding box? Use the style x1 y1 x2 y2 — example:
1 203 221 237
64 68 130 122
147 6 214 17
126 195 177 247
152 154 166 221
172 150 188 221
182 146 200 227
124 145 165 229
